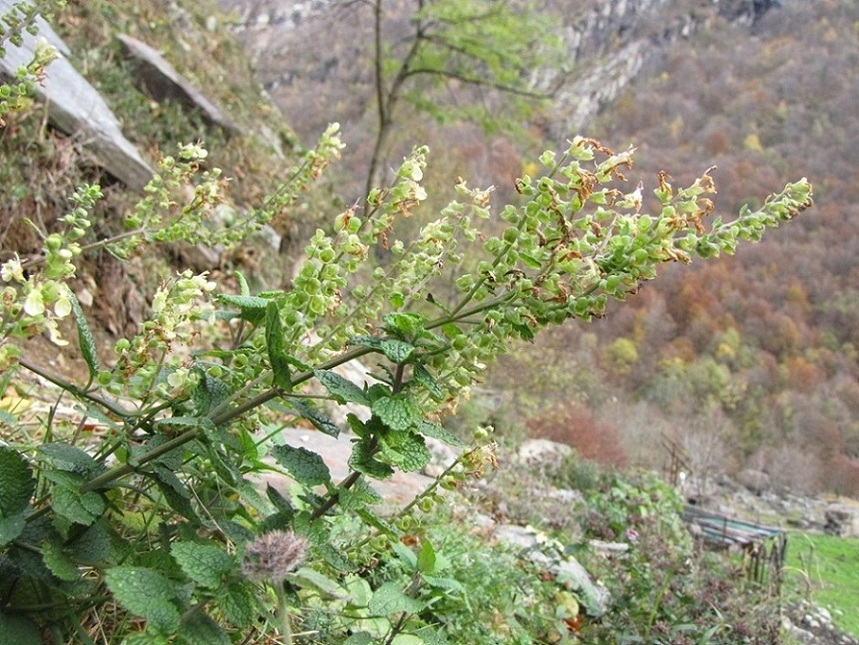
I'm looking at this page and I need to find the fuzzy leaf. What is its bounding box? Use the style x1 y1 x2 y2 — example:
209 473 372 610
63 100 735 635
51 486 104 526
290 566 348 599
368 582 425 616
0 514 25 546
192 370 231 416
105 566 181 634
382 312 427 336
314 369 371 406
380 339 415 363
416 420 466 447
416 539 436 575
272 445 331 487
413 363 444 398
216 294 270 325
0 614 40 645
220 582 258 628
289 399 340 437
266 302 292 390
41 541 79 582
171 541 235 589
178 610 230 645
67 286 100 380
372 395 421 432
380 431 432 472
68 522 113 566
0 446 34 515
348 441 394 480
38 443 100 476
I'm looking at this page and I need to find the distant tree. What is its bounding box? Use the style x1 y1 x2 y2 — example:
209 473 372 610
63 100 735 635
353 0 562 198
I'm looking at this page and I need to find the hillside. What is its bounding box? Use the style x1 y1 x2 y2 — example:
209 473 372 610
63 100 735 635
216 0 859 495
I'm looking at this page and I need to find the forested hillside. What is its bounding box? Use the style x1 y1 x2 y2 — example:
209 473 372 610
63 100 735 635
217 0 859 494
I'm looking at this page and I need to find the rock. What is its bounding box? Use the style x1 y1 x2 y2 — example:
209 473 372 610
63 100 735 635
0 0 154 189
588 539 630 554
116 34 239 133
824 502 859 537
517 438 575 470
736 469 771 495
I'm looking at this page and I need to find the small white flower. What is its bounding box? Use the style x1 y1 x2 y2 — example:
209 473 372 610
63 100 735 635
1 256 25 283
54 295 72 318
24 287 45 316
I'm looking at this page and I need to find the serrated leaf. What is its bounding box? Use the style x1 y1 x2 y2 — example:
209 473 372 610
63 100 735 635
0 514 26 546
266 302 292 390
179 610 230 645
216 294 270 325
355 507 399 536
289 399 340 437
380 339 415 363
272 445 331 487
265 484 294 516
368 582 425 616
0 613 40 645
338 478 382 510
191 370 231 416
372 395 421 432
348 335 383 351
344 633 374 645
0 446 34 515
220 582 258 628
314 369 370 406
51 486 104 526
38 443 100 476
41 541 79 581
382 312 427 336
416 539 436 575
380 431 431 472
348 441 394 480
391 541 417 569
416 420 466 447
413 363 443 398
68 522 112 566
67 286 99 380
171 541 234 589
123 633 170 645
153 415 204 434
105 566 181 634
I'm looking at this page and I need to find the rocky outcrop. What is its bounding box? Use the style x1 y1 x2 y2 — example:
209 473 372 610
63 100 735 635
0 0 153 189
116 33 239 134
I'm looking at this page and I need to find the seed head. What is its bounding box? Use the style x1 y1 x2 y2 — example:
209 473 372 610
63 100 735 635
242 530 308 583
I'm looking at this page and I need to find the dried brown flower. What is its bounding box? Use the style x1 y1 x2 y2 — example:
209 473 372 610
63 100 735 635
242 530 308 583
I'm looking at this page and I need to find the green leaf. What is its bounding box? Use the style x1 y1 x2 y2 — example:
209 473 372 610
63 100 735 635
178 610 230 645
38 443 100 476
171 541 235 589
216 294 270 325
382 312 427 336
415 420 466 447
368 582 425 616
289 399 340 437
105 566 181 634
68 521 113 566
413 363 444 398
344 633 374 645
0 514 26 546
347 335 383 351
272 444 331 487
266 302 292 390
380 431 432 472
191 370 231 416
0 614 40 645
314 369 371 406
380 339 415 363
41 541 79 582
290 566 348 599
66 285 100 380
416 539 436 575
338 478 382 510
220 582 258 628
348 441 394 480
372 395 421 432
0 446 34 515
51 486 104 526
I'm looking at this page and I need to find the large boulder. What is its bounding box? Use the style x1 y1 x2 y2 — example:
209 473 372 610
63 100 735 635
824 502 859 537
0 0 153 189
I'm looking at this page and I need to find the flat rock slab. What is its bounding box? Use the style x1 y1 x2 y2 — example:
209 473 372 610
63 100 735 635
257 427 436 509
116 33 238 133
0 0 153 189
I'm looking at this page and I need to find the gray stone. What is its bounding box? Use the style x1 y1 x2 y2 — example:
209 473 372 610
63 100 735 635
517 438 574 469
0 0 153 189
116 33 239 133
736 469 772 495
824 502 859 538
